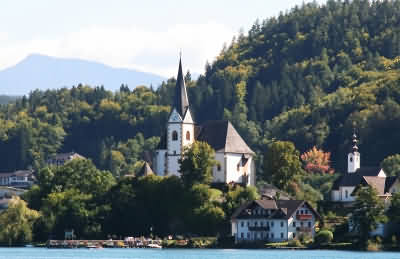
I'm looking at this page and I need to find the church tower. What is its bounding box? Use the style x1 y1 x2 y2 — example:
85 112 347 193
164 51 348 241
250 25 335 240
347 132 360 173
165 56 195 176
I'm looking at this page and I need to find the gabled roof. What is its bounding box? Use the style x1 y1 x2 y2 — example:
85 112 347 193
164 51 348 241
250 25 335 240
231 199 320 220
362 176 387 195
174 57 189 118
196 120 254 154
50 152 85 161
136 162 154 177
332 167 385 190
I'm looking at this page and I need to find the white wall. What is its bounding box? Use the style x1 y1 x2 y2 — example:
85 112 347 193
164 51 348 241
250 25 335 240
226 153 244 183
348 152 360 173
212 152 225 183
181 123 194 148
340 186 356 202
167 155 180 177
154 150 166 176
167 123 182 156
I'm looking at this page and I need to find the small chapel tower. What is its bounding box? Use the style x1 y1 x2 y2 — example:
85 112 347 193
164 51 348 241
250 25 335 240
164 56 195 176
347 132 360 173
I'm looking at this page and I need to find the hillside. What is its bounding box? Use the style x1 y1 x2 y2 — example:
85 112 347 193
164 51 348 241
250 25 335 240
0 54 166 95
0 0 400 176
180 0 400 172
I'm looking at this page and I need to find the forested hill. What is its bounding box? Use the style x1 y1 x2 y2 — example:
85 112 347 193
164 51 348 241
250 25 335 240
1 0 400 174
184 0 400 171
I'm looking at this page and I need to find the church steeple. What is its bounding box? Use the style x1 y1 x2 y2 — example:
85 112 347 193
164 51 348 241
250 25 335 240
174 56 189 117
348 131 360 173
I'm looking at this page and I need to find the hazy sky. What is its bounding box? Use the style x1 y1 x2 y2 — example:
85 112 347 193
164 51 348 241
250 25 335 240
0 0 326 76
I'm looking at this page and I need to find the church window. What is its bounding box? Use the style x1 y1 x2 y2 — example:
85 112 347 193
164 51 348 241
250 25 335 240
350 157 353 162
237 164 240 171
186 131 190 140
172 131 178 141
217 164 221 171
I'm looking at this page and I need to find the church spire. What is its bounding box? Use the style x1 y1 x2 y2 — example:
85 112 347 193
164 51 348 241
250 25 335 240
352 131 359 153
174 55 189 117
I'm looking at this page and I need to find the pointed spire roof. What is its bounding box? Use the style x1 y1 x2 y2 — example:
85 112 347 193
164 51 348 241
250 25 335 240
174 56 189 117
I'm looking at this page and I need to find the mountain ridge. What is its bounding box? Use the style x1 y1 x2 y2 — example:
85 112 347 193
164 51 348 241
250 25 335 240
0 54 166 95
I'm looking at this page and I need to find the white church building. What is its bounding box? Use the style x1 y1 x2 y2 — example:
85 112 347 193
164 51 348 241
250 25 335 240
331 133 399 202
153 58 255 186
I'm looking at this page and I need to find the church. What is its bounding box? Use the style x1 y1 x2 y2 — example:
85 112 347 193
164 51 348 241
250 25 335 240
152 57 255 186
331 133 400 202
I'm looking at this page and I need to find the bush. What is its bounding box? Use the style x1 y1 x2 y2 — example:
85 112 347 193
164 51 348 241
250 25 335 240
315 230 333 244
288 239 302 247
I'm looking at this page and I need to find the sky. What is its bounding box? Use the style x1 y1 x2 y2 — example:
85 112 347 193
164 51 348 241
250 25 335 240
0 0 327 77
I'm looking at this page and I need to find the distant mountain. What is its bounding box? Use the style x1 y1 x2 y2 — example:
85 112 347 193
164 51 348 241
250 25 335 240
0 54 166 96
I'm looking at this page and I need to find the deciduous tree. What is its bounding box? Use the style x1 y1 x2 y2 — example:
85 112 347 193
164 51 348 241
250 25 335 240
179 141 217 187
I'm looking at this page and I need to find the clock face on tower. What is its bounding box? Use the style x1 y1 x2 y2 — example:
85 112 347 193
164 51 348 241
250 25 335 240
170 111 181 122
173 113 180 121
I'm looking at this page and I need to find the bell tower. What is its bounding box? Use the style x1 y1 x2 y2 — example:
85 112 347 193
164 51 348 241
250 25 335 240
165 55 195 175
347 132 360 173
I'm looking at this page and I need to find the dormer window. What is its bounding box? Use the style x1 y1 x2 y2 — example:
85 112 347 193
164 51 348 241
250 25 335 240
172 131 178 141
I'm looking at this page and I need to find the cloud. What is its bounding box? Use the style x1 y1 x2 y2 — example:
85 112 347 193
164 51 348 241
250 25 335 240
0 22 234 77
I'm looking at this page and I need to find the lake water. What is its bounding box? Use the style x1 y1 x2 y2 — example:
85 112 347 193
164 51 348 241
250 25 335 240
0 248 400 259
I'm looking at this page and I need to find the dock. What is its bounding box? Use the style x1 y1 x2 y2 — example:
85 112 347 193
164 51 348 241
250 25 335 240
47 238 162 248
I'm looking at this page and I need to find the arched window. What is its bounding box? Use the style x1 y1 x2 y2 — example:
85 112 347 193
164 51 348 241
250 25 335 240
172 131 178 141
217 164 221 171
186 131 190 140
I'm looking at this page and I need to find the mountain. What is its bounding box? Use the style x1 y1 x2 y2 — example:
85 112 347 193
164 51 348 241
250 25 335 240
0 54 166 95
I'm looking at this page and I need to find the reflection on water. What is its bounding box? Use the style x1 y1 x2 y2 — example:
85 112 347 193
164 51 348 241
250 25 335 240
0 248 399 259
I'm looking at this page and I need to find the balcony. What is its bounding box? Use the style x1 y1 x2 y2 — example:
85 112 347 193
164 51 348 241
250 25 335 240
248 226 269 231
296 214 312 220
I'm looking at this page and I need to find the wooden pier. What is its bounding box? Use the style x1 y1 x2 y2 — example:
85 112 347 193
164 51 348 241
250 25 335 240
47 238 162 248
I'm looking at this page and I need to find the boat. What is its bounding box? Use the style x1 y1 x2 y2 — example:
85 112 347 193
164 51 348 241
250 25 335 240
86 244 103 249
147 243 162 249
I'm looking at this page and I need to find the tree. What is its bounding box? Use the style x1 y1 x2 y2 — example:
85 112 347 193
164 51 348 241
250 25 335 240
0 197 40 246
179 141 217 187
263 141 303 190
351 186 387 246
223 185 259 217
387 192 400 230
301 146 333 174
381 154 400 177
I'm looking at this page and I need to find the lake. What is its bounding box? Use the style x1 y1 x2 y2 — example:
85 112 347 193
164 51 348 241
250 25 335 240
0 248 400 259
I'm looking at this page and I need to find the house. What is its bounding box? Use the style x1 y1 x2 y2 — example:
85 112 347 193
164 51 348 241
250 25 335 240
231 199 320 243
0 186 27 211
153 57 255 185
47 152 85 166
0 170 35 189
331 133 397 202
